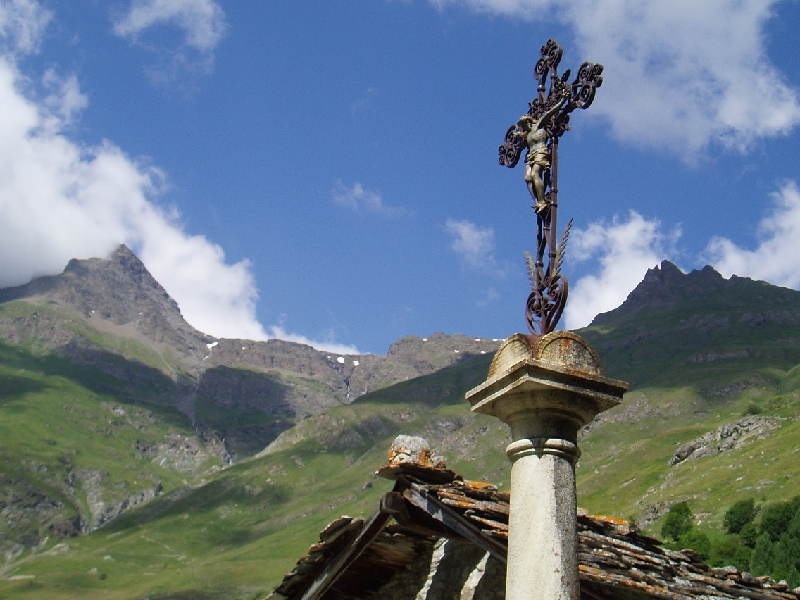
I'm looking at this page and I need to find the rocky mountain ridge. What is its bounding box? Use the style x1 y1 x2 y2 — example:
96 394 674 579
581 261 800 389
0 246 501 455
0 245 209 371
0 247 504 558
594 260 800 326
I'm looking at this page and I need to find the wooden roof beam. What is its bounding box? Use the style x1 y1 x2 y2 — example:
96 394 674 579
402 482 508 563
297 493 402 600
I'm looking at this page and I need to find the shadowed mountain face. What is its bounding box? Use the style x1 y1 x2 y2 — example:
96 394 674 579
0 245 502 455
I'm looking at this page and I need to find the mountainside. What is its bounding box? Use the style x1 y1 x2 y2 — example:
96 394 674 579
4 257 800 599
575 262 800 519
583 260 800 388
0 247 500 561
0 245 501 455
0 245 208 363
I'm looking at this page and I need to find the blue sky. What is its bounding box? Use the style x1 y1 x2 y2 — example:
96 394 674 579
1 0 799 354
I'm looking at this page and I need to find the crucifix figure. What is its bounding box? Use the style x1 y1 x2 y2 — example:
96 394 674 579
516 88 570 214
499 39 603 339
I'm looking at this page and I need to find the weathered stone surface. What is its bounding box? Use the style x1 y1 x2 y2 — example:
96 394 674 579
416 539 487 600
363 541 436 600
487 334 537 379
75 467 162 530
669 415 783 466
536 331 604 377
468 331 626 442
506 443 579 600
387 436 439 468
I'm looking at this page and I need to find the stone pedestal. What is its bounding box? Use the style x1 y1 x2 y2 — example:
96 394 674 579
465 331 627 600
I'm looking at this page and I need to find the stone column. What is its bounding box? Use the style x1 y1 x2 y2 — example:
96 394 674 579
465 331 627 600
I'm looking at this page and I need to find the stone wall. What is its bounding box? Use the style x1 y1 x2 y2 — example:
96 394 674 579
368 539 504 600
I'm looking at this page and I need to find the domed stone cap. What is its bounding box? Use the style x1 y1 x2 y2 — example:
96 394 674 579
535 331 605 376
488 331 604 379
488 333 537 379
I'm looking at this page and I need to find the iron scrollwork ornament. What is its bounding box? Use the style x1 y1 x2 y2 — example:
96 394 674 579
499 39 603 339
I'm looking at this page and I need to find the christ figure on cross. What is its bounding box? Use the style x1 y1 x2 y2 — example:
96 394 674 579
514 89 570 214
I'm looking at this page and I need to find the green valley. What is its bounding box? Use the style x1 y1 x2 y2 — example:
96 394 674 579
3 254 800 598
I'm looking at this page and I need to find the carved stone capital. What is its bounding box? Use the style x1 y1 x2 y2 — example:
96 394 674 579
466 331 627 444
506 437 580 463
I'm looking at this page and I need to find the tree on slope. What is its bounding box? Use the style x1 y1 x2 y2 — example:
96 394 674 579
661 501 693 542
724 498 757 534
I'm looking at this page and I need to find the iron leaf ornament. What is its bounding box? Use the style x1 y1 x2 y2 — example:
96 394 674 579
499 39 603 339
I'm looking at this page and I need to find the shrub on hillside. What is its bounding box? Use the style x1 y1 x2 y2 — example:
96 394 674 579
739 522 759 548
724 498 757 534
761 496 800 542
744 402 762 416
750 532 775 577
709 536 750 573
680 530 711 560
670 496 800 586
746 507 800 587
661 501 693 542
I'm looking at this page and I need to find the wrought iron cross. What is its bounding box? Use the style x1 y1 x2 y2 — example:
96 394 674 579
499 39 603 339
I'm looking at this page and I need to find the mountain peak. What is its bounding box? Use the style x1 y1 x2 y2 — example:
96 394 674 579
625 260 725 308
591 262 727 325
110 243 143 269
0 245 208 358
62 244 161 293
590 261 800 328
51 245 183 324
631 261 725 304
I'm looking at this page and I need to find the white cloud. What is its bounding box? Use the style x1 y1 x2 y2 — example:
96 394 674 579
540 183 800 329
445 218 501 273
114 0 225 51
705 181 800 288
332 181 409 217
0 3 361 353
476 286 500 307
564 211 678 329
429 0 555 14
0 54 267 341
267 326 360 356
0 0 51 55
426 0 800 157
113 0 226 77
43 70 87 124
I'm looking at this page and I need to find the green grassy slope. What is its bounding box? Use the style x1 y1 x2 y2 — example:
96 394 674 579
0 299 192 381
3 334 800 598
574 267 800 533
0 355 499 599
0 341 223 564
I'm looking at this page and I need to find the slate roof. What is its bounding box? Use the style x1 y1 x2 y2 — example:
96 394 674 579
267 459 800 600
